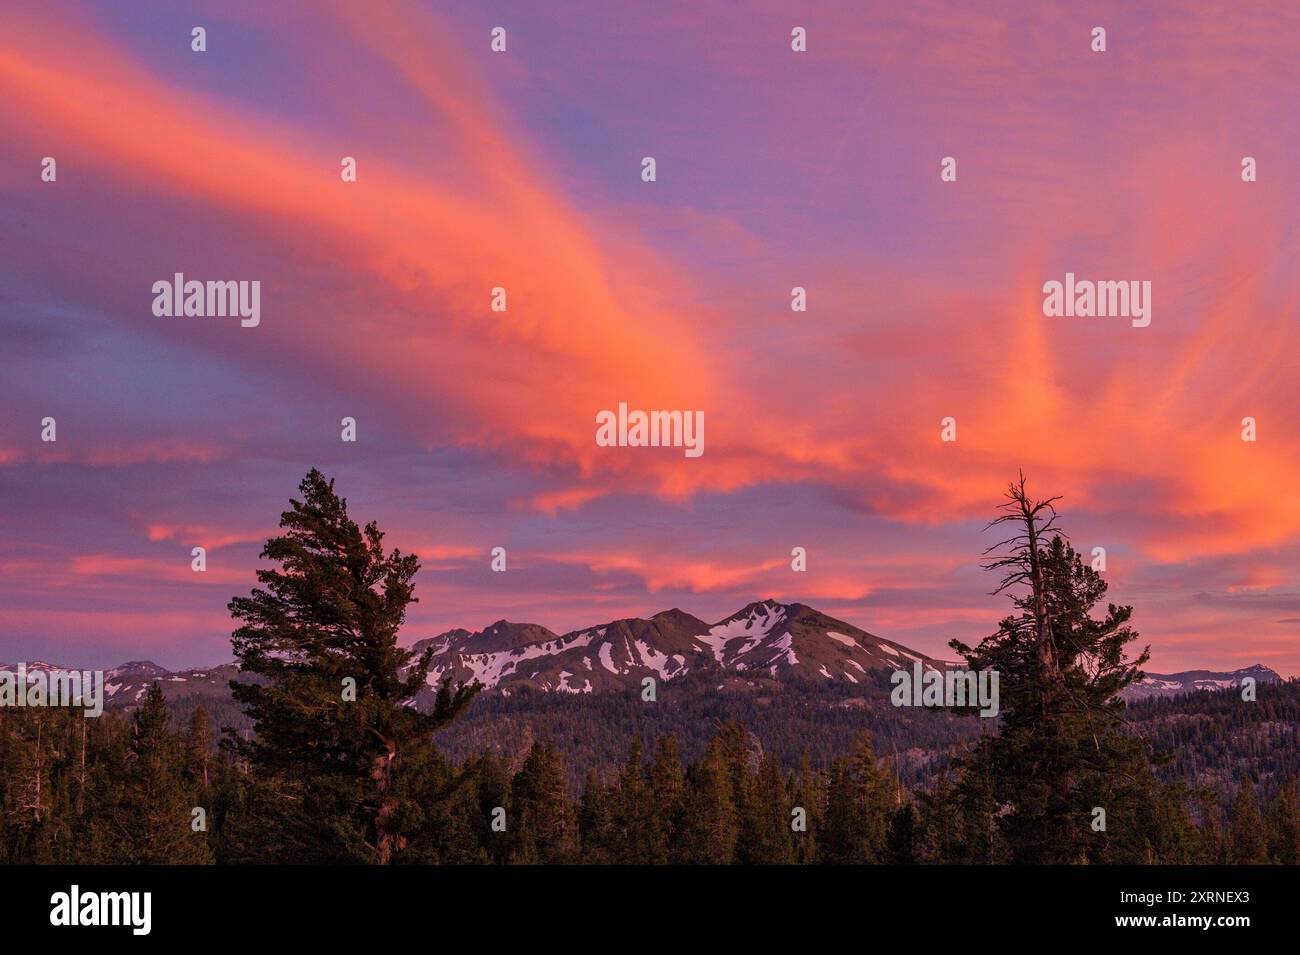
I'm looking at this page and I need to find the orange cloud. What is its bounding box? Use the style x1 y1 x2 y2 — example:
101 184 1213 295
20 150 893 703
69 554 248 586
144 524 268 550
0 0 730 494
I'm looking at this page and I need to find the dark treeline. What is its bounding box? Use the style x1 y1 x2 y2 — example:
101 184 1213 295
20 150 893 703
2 699 1298 864
146 669 1300 811
3 469 1296 865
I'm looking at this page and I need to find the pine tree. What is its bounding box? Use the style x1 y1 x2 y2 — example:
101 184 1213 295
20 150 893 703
1227 776 1269 864
851 731 893 862
509 740 575 864
887 802 919 864
916 772 963 864
6 710 51 828
1194 788 1223 864
225 469 478 863
955 742 1004 864
473 752 512 865
819 758 863 864
740 750 793 864
0 710 62 862
645 735 684 863
185 707 213 790
678 731 738 863
578 768 614 864
949 475 1182 863
610 739 651 863
817 731 893 863
1267 778 1300 865
424 757 484 864
99 684 212 864
789 753 822 864
718 723 767 863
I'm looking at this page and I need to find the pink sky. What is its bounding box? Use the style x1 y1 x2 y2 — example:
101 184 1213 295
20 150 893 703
1 0 1298 675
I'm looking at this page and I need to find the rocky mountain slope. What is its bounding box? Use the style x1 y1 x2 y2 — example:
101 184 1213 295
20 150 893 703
408 599 953 697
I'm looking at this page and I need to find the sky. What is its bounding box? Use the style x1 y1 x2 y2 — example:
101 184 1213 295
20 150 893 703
2 0 1298 675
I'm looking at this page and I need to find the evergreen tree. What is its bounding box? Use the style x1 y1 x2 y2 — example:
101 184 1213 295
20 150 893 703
578 768 614 864
422 757 485 864
887 803 919 864
789 753 822 864
817 731 893 863
645 735 684 864
950 475 1181 863
955 742 1003 863
917 772 964 864
475 752 512 865
509 740 575 864
100 684 212 864
740 750 794 864
1227 776 1269 864
851 731 893 862
1268 778 1300 865
1088 768 1199 865
610 739 651 863
1193 788 1223 864
678 730 738 863
185 707 213 789
225 469 478 863
819 758 863 864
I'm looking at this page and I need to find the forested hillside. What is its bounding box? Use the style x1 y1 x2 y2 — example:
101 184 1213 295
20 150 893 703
435 673 1300 805
432 668 983 791
1127 680 1300 805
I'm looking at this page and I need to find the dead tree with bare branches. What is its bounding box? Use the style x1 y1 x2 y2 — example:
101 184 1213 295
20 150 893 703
948 474 1184 863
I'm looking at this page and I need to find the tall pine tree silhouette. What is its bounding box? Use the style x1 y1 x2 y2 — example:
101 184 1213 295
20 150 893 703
950 474 1170 863
227 469 478 863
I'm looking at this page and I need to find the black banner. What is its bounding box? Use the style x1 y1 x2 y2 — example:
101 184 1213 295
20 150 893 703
2 864 1283 942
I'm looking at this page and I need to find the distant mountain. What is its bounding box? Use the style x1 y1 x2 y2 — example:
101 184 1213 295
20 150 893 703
1122 664 1282 700
409 599 956 700
0 660 242 711
0 660 65 673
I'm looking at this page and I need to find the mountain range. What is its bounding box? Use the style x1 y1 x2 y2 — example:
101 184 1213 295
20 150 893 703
1120 664 1282 700
0 599 1281 712
408 599 954 698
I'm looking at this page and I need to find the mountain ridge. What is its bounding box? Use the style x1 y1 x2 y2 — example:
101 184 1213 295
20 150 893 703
2 599 1283 708
407 598 956 698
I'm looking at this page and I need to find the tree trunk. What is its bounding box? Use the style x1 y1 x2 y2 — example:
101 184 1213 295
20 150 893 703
370 741 399 864
77 717 87 816
32 718 44 823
